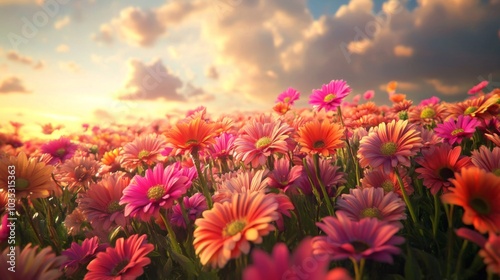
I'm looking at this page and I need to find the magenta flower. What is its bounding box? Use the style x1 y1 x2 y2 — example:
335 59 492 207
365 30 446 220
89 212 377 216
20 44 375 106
268 157 303 192
419 96 440 106
0 214 8 243
209 132 236 159
40 137 78 164
434 115 481 145
85 234 154 280
61 236 108 277
297 155 346 197
119 163 191 222
276 87 300 105
309 80 352 112
336 188 407 228
312 212 405 263
468 81 489 95
244 237 352 280
171 193 208 228
363 90 375 100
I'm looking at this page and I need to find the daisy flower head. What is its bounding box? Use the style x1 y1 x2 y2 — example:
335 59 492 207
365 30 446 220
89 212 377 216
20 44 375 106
243 237 352 280
312 212 405 263
165 116 217 156
0 244 67 280
40 136 78 165
276 87 300 105
415 144 472 195
119 133 166 170
296 155 346 197
297 119 344 157
363 90 375 100
408 103 446 127
0 152 59 199
214 169 270 203
85 234 154 280
208 132 236 160
120 163 191 222
267 157 303 192
309 80 352 112
441 167 500 233
193 192 279 268
233 119 293 168
57 156 99 192
471 146 500 175
434 115 481 145
357 119 423 174
468 80 489 95
77 173 130 232
360 167 414 197
272 102 292 115
455 228 500 275
336 187 407 228
61 236 108 277
171 192 208 228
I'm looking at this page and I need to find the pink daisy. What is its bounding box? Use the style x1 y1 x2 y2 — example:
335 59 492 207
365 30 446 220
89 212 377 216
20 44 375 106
208 132 236 160
40 137 78 165
358 119 423 174
119 133 166 170
214 169 270 203
363 90 375 100
297 155 346 197
77 173 130 232
419 96 440 106
309 80 352 112
171 192 208 228
119 163 191 222
468 80 489 95
0 214 8 243
336 188 407 228
312 212 405 263
57 156 99 192
415 144 472 195
61 236 108 277
233 119 293 168
360 167 414 197
434 115 481 145
267 157 303 192
243 237 352 280
85 234 154 280
471 146 500 175
276 87 300 105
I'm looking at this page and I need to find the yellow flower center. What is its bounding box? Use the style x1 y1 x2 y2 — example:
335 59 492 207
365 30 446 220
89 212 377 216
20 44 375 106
107 201 124 213
464 106 477 115
15 178 30 190
469 197 490 215
313 140 326 149
398 111 408 120
420 107 436 119
380 142 397 156
283 97 291 103
186 139 199 145
147 185 165 201
137 150 150 159
360 207 382 219
324 93 336 103
224 220 246 236
255 137 272 149
56 148 66 156
381 180 394 192
451 128 464 136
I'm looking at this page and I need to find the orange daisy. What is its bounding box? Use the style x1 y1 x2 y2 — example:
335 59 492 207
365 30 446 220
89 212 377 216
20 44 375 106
297 119 344 157
0 152 60 199
441 167 500 233
193 192 279 268
166 116 217 156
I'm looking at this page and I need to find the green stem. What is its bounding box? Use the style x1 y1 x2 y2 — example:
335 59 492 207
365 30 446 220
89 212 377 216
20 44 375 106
160 211 183 255
395 168 418 225
337 106 360 186
313 153 335 216
455 240 468 278
351 257 364 280
191 149 213 209
432 193 440 238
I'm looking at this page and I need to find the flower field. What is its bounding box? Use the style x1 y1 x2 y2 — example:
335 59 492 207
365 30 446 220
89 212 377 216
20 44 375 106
0 80 499 280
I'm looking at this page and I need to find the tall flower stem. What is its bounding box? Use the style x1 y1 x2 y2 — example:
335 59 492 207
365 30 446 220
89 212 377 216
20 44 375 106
191 149 213 209
337 107 360 186
394 168 419 226
351 257 365 280
432 194 440 238
160 211 183 255
313 153 335 216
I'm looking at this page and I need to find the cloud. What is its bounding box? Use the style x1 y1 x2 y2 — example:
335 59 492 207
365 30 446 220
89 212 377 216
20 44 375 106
393 45 413 57
54 16 70 30
0 76 30 94
205 65 219 79
56 44 70 53
426 79 462 95
92 23 114 44
5 50 44 70
116 59 185 101
0 0 43 5
59 61 81 73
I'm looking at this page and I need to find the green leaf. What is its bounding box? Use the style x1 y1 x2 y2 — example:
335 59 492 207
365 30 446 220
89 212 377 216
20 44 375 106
170 250 197 279
405 246 423 280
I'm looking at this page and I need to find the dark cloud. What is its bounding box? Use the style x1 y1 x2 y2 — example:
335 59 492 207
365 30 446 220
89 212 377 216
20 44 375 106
0 76 30 94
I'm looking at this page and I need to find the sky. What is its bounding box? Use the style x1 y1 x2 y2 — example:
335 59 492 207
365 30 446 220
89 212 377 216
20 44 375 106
0 0 499 137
